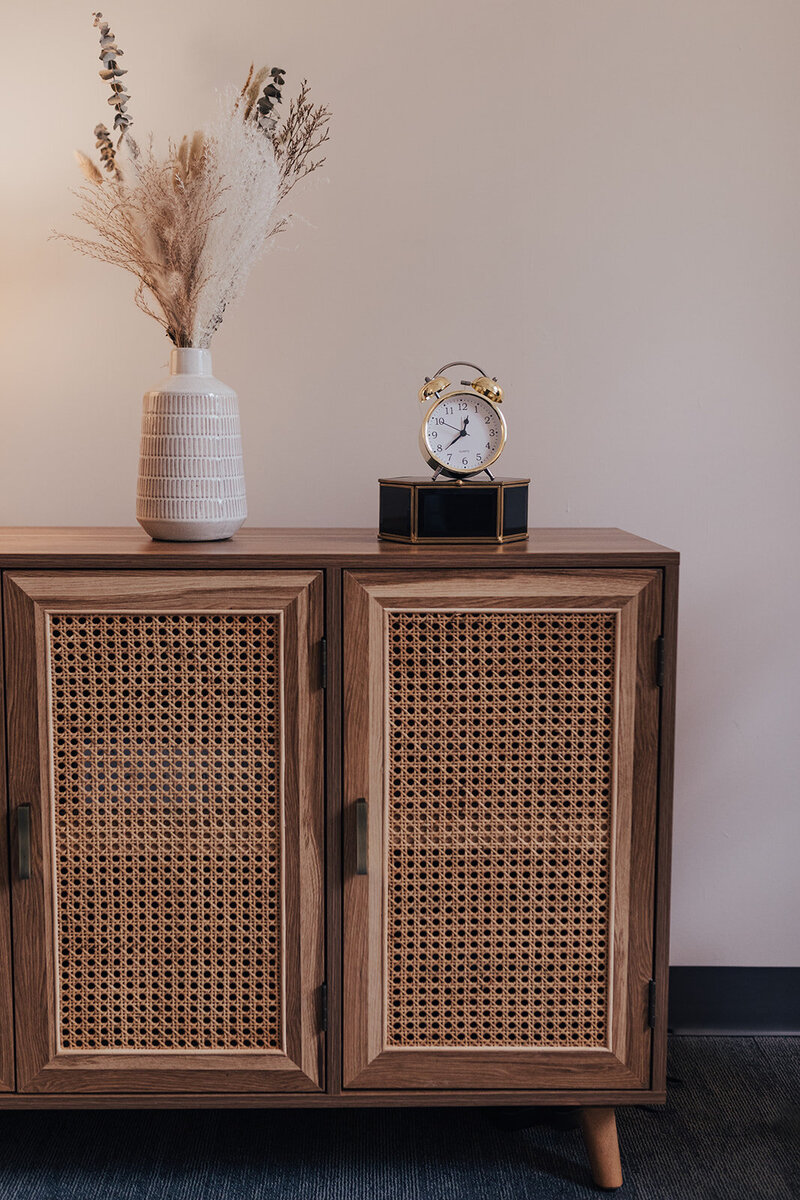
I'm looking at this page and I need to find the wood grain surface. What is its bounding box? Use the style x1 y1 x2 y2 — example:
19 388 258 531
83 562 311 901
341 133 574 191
0 527 679 570
0 528 678 1109
3 571 325 1094
342 570 662 1091
579 1106 624 1189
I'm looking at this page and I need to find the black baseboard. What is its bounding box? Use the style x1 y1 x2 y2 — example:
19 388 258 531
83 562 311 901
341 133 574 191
668 967 800 1034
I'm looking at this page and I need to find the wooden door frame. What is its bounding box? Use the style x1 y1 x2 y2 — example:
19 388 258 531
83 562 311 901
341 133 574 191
342 569 661 1091
4 570 325 1094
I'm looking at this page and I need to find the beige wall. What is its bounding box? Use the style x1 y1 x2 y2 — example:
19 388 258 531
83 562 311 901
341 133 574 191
1 0 798 964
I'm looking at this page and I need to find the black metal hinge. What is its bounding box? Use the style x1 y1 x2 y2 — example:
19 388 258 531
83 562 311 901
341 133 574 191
655 636 665 688
320 981 328 1033
648 979 657 1029
320 637 328 689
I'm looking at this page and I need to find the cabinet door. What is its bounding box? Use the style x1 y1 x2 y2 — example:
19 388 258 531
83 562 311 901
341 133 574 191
4 571 324 1094
343 569 661 1091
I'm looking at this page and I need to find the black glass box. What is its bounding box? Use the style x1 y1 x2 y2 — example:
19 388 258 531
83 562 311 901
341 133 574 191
378 478 529 544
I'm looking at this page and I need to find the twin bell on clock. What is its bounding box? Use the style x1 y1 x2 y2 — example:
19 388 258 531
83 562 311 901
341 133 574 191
378 360 529 544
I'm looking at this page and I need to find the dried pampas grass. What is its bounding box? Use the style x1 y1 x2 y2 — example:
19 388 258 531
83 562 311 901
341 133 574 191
56 12 331 348
73 151 103 186
192 101 281 345
58 137 227 346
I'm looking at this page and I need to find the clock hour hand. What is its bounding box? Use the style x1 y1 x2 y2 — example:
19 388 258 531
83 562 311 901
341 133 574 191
443 417 470 450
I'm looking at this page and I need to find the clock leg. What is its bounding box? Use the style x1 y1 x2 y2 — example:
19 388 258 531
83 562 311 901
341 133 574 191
579 1107 623 1190
484 468 495 480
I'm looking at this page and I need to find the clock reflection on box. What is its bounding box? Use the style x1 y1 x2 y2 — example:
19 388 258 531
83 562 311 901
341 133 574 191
379 361 529 544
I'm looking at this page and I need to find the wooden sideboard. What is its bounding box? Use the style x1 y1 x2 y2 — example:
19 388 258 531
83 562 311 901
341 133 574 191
0 528 678 1191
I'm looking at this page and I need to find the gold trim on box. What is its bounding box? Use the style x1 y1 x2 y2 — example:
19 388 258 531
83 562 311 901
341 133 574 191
378 532 530 544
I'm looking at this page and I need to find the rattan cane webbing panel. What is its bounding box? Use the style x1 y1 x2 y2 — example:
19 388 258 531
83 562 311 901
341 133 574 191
385 609 616 1049
47 611 282 1053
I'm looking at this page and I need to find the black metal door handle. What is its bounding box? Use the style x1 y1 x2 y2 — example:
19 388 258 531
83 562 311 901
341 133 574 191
355 799 368 875
18 805 31 880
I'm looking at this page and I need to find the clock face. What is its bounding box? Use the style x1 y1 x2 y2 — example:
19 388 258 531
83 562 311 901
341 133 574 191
422 392 506 475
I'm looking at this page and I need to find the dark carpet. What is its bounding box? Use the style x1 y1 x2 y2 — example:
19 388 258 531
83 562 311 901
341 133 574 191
0 1037 796 1200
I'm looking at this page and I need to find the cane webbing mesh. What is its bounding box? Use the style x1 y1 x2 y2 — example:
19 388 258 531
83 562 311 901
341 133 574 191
385 609 616 1049
47 612 282 1053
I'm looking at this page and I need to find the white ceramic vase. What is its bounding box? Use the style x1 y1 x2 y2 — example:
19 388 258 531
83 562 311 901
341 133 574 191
136 347 247 542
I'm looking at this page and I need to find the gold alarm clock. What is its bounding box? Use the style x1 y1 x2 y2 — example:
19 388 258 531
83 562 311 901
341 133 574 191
418 361 507 479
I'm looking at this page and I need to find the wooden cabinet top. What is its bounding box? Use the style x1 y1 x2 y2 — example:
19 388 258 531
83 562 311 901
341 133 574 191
0 527 678 568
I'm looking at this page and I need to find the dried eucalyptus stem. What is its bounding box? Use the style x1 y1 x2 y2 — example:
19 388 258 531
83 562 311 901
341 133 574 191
93 13 136 149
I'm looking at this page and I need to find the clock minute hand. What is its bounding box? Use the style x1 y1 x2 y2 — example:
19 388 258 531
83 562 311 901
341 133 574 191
443 417 470 451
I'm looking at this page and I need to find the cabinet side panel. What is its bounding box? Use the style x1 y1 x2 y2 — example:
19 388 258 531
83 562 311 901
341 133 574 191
0 579 16 1089
652 565 678 1090
616 574 662 1085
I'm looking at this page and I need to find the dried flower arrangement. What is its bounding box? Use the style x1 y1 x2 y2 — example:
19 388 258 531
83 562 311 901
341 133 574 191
58 13 331 347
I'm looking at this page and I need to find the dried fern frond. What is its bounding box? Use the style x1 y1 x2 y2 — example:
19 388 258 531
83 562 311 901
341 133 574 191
271 79 331 200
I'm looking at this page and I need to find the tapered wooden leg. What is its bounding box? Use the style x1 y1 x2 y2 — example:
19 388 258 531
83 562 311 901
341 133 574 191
579 1106 623 1190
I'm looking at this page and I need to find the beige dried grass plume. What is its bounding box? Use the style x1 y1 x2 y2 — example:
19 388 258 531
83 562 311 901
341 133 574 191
56 14 331 347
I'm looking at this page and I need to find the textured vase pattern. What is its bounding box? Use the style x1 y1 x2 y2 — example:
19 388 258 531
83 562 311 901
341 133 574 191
136 348 247 541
